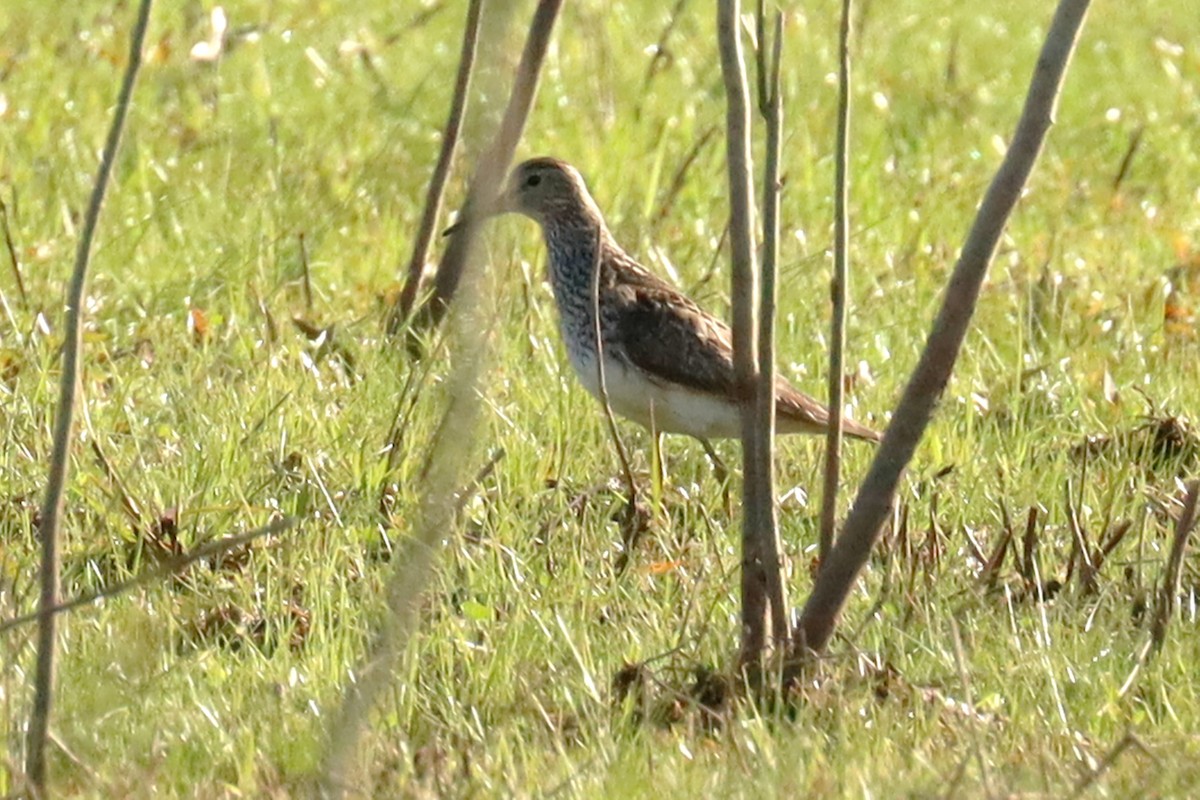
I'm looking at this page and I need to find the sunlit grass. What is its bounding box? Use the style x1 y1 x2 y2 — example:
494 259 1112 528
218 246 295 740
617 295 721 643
2 0 1199 795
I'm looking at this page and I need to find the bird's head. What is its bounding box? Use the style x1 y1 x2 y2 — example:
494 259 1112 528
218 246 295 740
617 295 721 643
494 157 594 225
445 158 599 236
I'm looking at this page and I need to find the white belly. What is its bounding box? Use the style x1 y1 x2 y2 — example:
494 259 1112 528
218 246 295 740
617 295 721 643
567 350 743 439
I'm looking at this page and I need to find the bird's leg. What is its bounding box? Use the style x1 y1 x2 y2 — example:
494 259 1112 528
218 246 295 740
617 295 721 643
651 430 666 508
699 438 733 512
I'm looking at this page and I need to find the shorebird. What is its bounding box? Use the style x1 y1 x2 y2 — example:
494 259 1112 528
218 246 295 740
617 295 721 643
472 156 880 449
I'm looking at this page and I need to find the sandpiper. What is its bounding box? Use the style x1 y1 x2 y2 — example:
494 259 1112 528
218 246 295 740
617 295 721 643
476 157 880 446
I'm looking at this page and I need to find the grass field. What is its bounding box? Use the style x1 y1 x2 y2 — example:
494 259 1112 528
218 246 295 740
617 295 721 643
3 0 1200 796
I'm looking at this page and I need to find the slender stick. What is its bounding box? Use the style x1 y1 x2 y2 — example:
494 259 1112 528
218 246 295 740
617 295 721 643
818 0 854 564
756 7 789 646
794 0 1092 657
409 0 563 345
299 232 313 311
25 0 154 790
319 284 490 797
390 0 485 331
1150 479 1199 651
717 0 769 663
0 194 27 309
0 518 296 635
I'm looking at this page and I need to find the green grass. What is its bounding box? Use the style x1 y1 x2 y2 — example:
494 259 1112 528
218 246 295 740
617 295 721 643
2 0 1200 795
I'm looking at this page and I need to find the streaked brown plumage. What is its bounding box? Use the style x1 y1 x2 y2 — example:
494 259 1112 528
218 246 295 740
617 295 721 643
485 157 881 444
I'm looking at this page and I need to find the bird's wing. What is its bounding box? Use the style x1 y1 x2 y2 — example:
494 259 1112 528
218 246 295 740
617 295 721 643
606 265 738 398
608 259 881 442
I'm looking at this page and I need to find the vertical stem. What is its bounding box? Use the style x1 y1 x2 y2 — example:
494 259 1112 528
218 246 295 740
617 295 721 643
26 0 154 790
819 0 853 562
717 0 768 663
757 10 789 646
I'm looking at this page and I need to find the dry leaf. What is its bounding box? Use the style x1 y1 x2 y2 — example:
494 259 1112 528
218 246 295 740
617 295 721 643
188 308 210 344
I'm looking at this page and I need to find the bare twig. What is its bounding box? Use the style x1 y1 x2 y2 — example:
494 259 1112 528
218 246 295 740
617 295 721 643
653 125 718 225
793 0 1092 658
1111 125 1144 192
318 253 492 798
1067 731 1151 800
718 0 773 665
26 0 154 789
390 0 485 330
408 0 563 347
0 518 296 635
1150 479 1199 652
0 193 26 309
819 0 854 564
756 7 789 646
1064 478 1096 592
1021 505 1040 584
641 0 690 96
299 232 313 311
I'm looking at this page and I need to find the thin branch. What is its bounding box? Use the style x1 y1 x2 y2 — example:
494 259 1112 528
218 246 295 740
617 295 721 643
408 0 563 347
0 518 296 635
1150 479 1199 652
299 232 313 312
318 263 492 798
1067 731 1152 800
26 0 154 790
819 0 854 564
718 0 769 664
794 0 1092 658
756 7 789 646
0 193 26 309
390 0 485 330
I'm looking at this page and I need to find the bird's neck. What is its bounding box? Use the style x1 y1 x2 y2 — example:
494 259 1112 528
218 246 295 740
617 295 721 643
541 216 621 297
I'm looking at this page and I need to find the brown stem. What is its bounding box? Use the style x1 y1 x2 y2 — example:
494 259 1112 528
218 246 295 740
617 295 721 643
819 0 854 564
756 8 789 646
390 0 485 331
26 0 154 790
320 282 491 796
794 0 1092 658
0 518 296 635
0 193 26 309
408 0 563 347
1150 479 1199 652
718 0 769 664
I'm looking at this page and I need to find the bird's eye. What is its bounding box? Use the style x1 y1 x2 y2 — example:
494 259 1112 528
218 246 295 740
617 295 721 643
525 174 542 188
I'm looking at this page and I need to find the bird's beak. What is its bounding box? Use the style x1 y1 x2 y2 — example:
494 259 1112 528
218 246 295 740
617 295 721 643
442 184 516 237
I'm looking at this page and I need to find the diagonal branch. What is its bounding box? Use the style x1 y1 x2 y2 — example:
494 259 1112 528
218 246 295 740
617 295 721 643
818 0 854 564
794 0 1093 658
319 257 494 799
25 0 155 791
406 0 563 350
0 518 297 635
1150 479 1199 652
389 0 485 331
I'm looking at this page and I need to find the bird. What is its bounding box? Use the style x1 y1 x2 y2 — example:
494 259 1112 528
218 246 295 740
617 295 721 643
473 156 881 449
